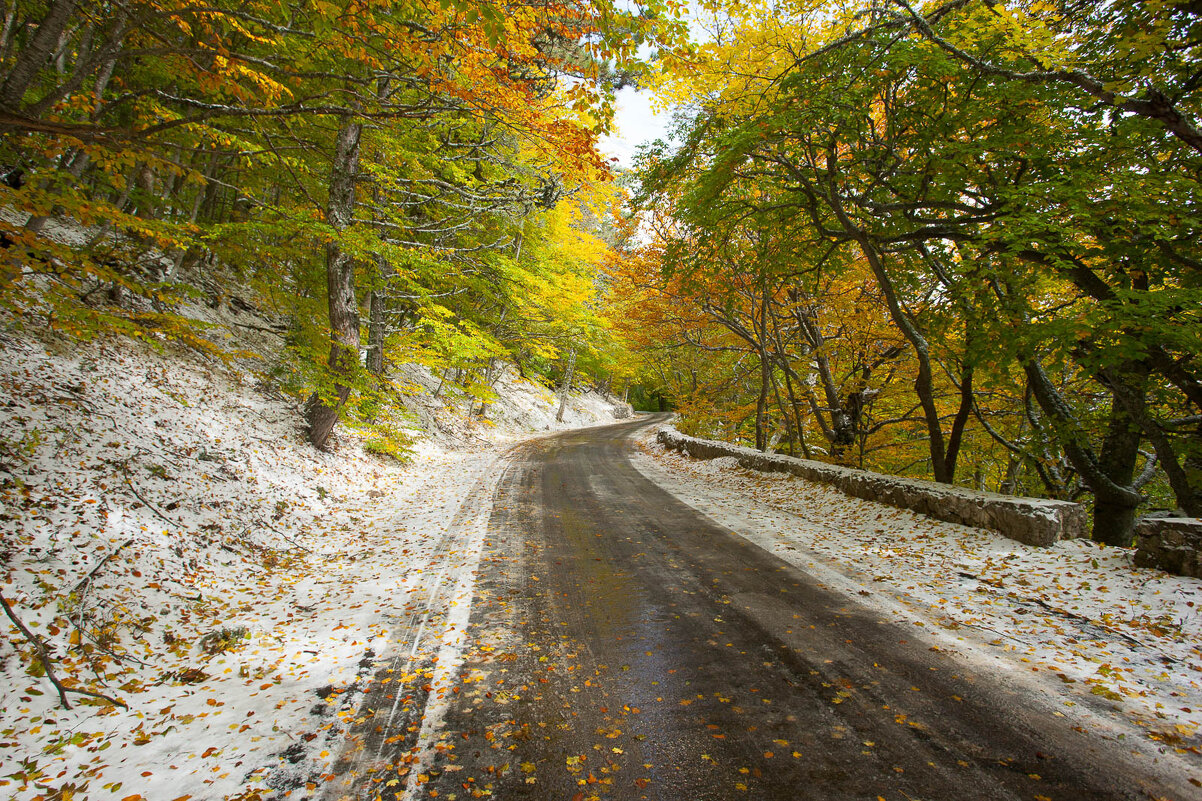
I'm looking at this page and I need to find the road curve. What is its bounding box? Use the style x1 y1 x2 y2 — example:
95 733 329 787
361 417 1193 800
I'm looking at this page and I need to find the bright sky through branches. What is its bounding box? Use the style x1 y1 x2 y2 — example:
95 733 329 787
599 85 674 169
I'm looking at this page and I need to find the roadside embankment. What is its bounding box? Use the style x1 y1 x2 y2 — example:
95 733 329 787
656 426 1085 546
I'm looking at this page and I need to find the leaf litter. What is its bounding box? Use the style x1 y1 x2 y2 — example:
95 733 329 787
0 325 622 801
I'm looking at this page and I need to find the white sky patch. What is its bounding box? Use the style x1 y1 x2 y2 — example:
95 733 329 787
599 86 675 170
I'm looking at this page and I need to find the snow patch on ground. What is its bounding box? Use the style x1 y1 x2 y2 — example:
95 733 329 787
0 325 619 800
389 360 627 451
629 427 1202 765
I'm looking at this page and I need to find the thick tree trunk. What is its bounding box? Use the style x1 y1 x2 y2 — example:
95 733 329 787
1022 358 1142 526
1101 360 1202 518
1091 364 1148 545
305 118 363 450
0 0 77 109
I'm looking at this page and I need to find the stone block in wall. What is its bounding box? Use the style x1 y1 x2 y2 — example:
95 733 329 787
1134 516 1202 578
656 427 1085 546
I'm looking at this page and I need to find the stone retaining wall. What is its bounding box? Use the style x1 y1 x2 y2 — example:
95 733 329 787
655 427 1086 547
1134 517 1202 578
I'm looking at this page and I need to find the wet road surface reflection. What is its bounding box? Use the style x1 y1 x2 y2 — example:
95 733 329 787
371 419 1184 800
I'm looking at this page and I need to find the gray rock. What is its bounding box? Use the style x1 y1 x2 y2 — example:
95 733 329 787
656 427 1085 547
1134 516 1202 577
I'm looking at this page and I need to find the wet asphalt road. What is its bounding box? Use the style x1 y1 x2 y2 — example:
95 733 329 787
361 417 1191 800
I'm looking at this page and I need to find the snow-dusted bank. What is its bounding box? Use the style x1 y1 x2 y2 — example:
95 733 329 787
0 327 622 800
657 426 1084 546
632 426 1202 766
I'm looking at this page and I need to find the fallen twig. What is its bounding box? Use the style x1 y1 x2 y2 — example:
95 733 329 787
957 570 1168 657
228 320 287 336
120 458 179 529
70 538 134 596
259 519 313 553
0 590 127 710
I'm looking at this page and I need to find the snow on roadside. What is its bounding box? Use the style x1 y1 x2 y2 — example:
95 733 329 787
629 427 1202 764
390 360 628 451
0 326 619 801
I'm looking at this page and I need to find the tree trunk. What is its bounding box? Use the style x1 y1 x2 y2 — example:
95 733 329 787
855 235 950 481
474 358 497 418
752 283 772 452
790 295 848 455
365 288 385 376
365 148 395 378
755 346 770 451
556 346 576 423
25 55 110 234
1101 361 1202 519
365 255 393 376
305 118 363 450
0 0 77 109
823 169 950 481
766 300 809 458
1022 357 1142 526
769 367 795 456
944 363 975 483
1087 362 1148 545
26 129 98 233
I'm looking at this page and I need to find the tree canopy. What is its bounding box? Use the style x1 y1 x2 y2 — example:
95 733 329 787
0 0 686 447
619 0 1202 544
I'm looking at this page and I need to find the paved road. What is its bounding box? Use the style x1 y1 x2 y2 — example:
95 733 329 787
345 417 1192 800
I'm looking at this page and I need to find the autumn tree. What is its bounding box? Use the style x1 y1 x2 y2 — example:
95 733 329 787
626 0 1201 543
0 0 686 448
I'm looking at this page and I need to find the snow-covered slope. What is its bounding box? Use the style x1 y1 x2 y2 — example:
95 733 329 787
0 322 621 800
389 360 628 450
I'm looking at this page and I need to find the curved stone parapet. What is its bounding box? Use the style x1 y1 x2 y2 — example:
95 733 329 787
655 427 1086 546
